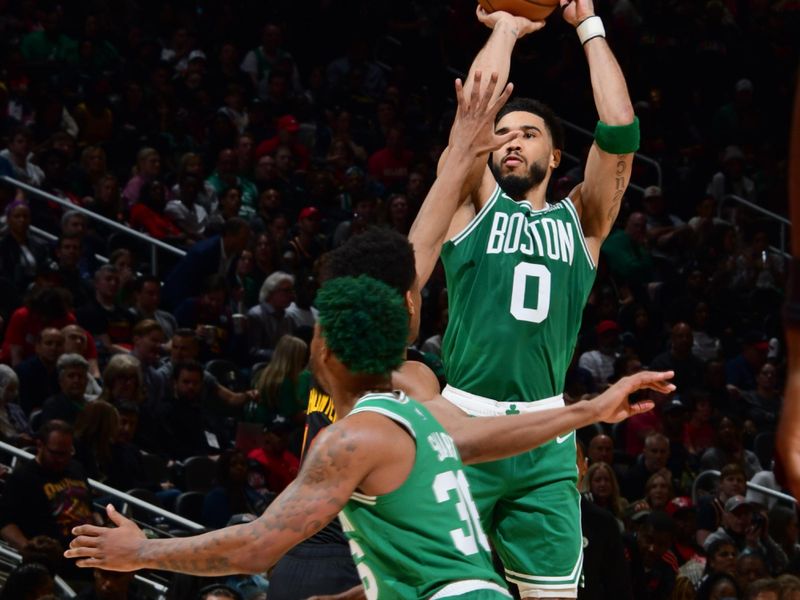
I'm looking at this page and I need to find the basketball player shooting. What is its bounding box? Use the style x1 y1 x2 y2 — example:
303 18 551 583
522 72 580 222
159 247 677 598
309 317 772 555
64 76 672 598
409 1 639 597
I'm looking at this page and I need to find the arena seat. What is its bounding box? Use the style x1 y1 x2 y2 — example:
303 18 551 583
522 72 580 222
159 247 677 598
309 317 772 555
174 491 206 524
124 487 163 524
181 455 216 493
206 359 243 392
140 452 169 487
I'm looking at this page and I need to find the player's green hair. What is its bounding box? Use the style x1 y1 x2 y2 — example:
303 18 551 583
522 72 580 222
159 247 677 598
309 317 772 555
316 275 408 375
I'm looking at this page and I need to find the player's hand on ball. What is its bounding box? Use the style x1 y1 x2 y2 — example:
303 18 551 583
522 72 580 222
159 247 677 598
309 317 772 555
452 71 519 157
65 504 146 572
560 0 595 27
476 5 546 38
594 371 675 423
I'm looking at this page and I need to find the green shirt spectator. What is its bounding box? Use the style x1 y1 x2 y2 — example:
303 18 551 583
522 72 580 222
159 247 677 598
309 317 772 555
21 30 77 63
601 212 654 286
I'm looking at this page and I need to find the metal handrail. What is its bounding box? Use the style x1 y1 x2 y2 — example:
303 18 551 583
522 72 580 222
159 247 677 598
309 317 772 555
560 120 663 189
717 193 792 257
2 175 186 274
692 469 796 506
30 225 110 265
0 544 77 597
717 194 791 226
134 574 169 595
0 441 204 532
0 541 167 597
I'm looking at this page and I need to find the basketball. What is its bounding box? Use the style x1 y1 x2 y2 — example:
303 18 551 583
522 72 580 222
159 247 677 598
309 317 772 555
478 0 561 22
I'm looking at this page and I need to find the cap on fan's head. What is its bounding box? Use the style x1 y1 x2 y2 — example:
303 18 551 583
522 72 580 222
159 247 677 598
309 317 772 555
263 413 293 434
277 114 300 133
298 206 320 221
595 320 620 336
643 185 663 200
743 330 769 352
188 50 207 63
724 495 752 513
663 397 688 415
666 496 694 518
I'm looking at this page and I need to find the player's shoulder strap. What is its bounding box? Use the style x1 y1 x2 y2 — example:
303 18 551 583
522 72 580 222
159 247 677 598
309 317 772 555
349 391 419 439
449 182 504 247
475 167 499 210
543 194 597 270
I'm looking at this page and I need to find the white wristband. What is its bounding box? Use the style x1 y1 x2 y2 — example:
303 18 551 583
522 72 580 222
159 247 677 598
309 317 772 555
576 16 605 45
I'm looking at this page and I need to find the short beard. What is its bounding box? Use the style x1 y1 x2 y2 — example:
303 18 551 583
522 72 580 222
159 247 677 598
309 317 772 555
489 158 549 201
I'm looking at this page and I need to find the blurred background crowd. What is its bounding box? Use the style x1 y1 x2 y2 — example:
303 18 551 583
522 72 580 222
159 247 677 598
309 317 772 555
0 0 797 599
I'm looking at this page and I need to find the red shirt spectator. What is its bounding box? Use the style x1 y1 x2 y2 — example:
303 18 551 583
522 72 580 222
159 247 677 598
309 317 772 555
625 410 663 457
1 307 99 365
255 115 310 170
247 446 299 493
367 126 413 191
130 203 182 239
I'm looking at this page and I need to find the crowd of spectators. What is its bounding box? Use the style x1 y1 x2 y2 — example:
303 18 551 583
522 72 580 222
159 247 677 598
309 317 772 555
0 0 796 598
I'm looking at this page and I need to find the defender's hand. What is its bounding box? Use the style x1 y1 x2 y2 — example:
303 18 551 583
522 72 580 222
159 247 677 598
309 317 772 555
451 71 519 158
65 504 146 572
476 5 546 38
592 371 675 423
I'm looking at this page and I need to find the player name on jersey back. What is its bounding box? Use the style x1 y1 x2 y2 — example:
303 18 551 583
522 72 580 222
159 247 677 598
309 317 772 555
486 205 575 266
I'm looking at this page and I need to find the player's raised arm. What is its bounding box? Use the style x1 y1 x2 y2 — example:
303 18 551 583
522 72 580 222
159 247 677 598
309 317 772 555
64 423 380 575
564 0 639 263
456 7 544 133
427 371 674 464
437 8 545 197
410 71 519 287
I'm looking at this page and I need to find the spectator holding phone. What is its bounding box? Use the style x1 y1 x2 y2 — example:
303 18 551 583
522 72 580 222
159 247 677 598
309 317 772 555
704 496 788 575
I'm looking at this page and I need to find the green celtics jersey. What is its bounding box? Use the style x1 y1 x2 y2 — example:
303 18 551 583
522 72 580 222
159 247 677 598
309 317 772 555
340 392 509 599
441 185 596 403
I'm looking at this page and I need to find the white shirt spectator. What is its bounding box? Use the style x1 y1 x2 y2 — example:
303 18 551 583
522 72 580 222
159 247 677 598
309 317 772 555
421 334 442 357
578 350 617 389
165 199 209 238
0 149 44 185
285 301 318 330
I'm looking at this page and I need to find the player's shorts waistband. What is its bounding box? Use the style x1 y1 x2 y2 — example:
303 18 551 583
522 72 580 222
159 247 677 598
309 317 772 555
441 385 564 417
430 579 512 599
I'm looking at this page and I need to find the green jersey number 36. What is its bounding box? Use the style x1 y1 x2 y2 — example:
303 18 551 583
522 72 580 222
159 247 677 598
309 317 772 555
433 469 490 556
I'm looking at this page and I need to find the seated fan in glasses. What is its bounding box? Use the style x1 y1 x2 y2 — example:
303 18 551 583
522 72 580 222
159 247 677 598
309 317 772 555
0 420 101 556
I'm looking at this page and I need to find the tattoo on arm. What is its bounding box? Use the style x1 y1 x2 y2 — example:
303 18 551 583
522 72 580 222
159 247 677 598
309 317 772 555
136 529 237 574
259 426 359 532
607 155 628 223
137 427 362 575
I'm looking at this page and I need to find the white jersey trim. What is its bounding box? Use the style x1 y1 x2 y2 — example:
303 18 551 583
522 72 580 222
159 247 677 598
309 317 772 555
430 579 512 599
512 581 578 598
349 491 377 506
441 385 564 417
561 196 596 270
449 184 502 246
516 199 558 214
505 549 583 582
355 391 408 405
348 406 417 439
